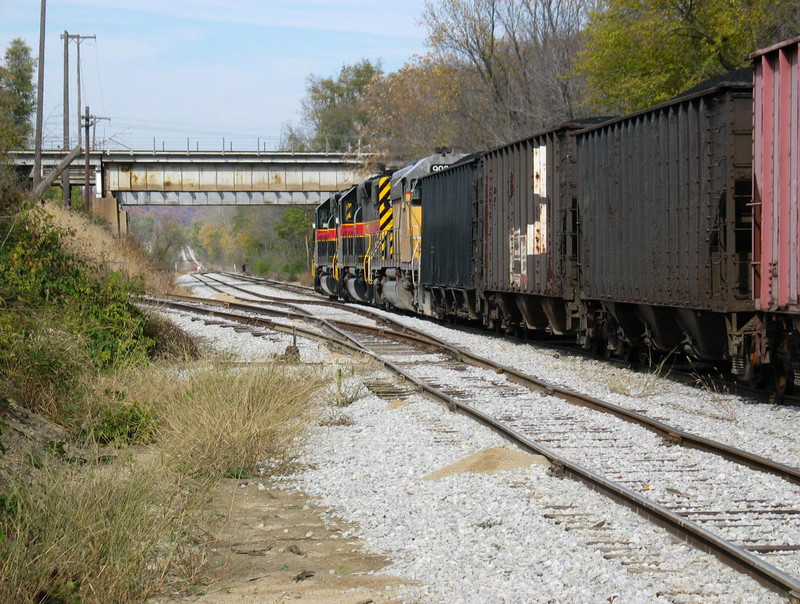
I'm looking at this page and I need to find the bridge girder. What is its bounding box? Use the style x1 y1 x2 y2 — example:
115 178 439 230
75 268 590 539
13 150 371 206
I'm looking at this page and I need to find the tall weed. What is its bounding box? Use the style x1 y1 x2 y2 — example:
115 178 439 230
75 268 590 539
153 364 325 478
0 460 209 603
0 323 93 419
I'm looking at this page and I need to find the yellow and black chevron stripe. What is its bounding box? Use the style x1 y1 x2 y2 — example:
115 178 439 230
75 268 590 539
344 197 355 221
377 176 394 259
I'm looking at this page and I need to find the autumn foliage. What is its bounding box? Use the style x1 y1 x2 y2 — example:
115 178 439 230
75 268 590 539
296 0 800 165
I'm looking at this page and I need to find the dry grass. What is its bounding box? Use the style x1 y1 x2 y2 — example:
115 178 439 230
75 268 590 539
690 370 738 421
45 202 185 295
133 363 326 478
143 311 203 362
0 358 327 602
1 325 94 419
0 458 210 604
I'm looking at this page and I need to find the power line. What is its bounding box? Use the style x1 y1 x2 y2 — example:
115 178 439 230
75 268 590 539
60 32 96 148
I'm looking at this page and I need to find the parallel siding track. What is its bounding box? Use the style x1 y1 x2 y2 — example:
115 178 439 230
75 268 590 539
145 277 800 600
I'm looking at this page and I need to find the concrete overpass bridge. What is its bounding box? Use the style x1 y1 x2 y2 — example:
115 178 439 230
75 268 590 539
14 149 370 207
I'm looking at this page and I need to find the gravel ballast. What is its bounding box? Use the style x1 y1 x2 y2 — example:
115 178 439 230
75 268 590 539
170 274 795 602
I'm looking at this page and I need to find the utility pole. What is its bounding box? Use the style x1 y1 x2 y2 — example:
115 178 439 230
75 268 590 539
61 30 70 207
62 34 95 151
60 33 94 208
81 107 108 213
33 0 46 188
84 106 91 213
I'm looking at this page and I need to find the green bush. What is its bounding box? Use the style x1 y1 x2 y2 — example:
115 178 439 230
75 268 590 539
0 207 85 308
0 322 92 419
250 257 272 275
83 402 157 448
0 207 155 376
280 258 307 281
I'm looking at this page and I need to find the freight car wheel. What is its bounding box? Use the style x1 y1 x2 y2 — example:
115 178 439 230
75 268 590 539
772 361 794 396
771 338 795 396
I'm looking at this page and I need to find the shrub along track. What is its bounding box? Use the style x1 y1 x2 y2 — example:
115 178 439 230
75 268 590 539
145 279 800 601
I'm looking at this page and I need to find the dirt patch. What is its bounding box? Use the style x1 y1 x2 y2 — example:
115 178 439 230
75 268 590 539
155 479 409 603
422 446 548 481
387 400 408 410
0 401 105 475
0 402 408 603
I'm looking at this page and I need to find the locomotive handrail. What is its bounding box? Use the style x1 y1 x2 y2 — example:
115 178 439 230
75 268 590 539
411 235 422 287
363 234 373 285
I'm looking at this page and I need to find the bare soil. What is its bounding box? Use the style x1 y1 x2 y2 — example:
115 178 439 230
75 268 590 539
158 478 410 604
178 446 548 603
0 400 107 474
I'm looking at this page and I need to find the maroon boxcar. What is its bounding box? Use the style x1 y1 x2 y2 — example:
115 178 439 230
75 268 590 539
751 36 800 314
746 36 800 390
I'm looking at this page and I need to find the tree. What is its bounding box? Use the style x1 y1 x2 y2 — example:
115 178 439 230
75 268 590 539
0 38 35 210
128 212 155 244
362 57 488 165
198 222 231 264
278 122 311 153
576 0 800 113
422 0 594 144
152 219 187 265
300 59 383 152
274 207 313 261
0 38 35 152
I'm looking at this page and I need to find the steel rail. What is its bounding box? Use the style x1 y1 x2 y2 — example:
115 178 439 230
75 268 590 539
189 272 424 333
145 292 800 600
180 278 800 486
221 272 799 403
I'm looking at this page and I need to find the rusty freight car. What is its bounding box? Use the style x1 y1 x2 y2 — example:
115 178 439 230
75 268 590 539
418 155 483 320
575 74 754 361
743 36 800 390
479 124 586 336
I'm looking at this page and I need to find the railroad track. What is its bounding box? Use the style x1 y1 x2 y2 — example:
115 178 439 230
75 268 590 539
214 271 798 404
149 277 800 600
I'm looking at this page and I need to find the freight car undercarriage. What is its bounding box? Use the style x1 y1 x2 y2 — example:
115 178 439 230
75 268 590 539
729 313 800 393
419 285 800 394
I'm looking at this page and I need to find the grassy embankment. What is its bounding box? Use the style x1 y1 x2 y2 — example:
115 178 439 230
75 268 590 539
0 201 326 603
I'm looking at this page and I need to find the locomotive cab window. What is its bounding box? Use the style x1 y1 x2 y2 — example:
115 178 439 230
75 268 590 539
316 205 331 228
411 186 422 206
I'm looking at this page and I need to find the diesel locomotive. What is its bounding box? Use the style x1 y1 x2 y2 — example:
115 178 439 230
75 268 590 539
313 36 800 394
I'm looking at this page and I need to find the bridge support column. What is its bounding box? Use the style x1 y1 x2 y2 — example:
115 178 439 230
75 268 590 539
91 196 128 235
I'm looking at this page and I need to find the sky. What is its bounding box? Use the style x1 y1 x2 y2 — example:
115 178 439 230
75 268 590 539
1 0 430 152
